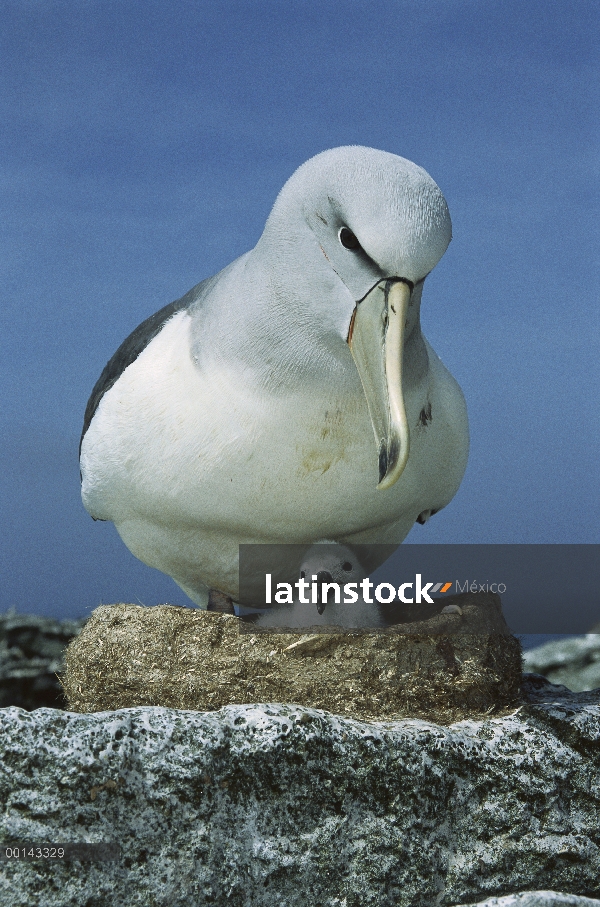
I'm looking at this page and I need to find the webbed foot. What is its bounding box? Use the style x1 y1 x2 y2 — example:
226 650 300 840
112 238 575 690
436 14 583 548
207 590 235 614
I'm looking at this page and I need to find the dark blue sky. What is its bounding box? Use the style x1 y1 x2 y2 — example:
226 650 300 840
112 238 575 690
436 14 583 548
1 0 598 620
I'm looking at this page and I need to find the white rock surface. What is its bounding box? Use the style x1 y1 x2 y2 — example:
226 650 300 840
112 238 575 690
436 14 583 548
457 892 600 907
0 675 598 906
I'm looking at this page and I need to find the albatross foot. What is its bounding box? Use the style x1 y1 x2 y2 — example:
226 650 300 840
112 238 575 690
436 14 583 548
207 590 236 614
416 508 439 525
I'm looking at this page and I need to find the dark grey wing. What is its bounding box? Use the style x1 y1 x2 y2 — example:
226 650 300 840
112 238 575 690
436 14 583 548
80 272 219 457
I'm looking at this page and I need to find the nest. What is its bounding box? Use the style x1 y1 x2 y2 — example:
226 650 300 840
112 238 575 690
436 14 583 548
61 592 522 724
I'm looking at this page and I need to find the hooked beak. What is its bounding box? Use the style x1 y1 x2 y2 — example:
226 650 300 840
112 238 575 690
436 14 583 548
347 279 412 490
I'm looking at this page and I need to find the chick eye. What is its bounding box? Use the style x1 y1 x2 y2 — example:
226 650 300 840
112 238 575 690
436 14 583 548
339 227 361 251
342 561 353 572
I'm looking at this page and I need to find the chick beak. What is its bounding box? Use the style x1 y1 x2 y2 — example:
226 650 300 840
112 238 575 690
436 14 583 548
315 569 333 615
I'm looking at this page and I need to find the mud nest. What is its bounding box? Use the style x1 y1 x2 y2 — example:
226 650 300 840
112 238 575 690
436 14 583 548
61 592 522 724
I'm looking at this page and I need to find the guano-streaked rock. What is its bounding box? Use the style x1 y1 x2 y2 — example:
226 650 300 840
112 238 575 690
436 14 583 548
0 675 598 906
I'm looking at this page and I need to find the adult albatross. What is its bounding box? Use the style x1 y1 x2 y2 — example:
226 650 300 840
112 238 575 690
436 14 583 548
80 146 469 612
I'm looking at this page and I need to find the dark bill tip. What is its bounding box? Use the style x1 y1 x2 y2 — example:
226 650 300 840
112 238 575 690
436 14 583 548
378 437 400 485
378 443 388 484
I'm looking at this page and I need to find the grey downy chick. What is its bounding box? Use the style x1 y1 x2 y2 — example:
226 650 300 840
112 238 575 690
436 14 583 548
254 543 387 629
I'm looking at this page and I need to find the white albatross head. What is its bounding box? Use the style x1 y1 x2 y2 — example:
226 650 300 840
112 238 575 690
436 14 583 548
231 146 453 489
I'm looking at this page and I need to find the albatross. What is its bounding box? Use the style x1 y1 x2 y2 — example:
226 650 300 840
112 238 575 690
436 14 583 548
80 146 469 612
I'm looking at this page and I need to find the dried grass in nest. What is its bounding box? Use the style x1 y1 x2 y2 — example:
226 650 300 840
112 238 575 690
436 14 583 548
61 593 523 724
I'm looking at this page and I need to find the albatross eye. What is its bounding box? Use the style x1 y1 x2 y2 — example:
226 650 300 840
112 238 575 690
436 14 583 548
339 227 361 251
342 561 353 572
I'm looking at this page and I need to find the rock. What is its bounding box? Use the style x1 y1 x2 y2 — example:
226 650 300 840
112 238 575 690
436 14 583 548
0 675 598 906
60 593 522 723
0 611 86 710
523 636 600 693
456 893 600 907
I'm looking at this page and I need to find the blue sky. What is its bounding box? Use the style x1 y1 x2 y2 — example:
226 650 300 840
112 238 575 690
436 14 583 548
1 0 598 621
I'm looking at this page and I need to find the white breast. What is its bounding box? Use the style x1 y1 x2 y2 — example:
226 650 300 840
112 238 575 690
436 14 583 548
81 309 467 600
